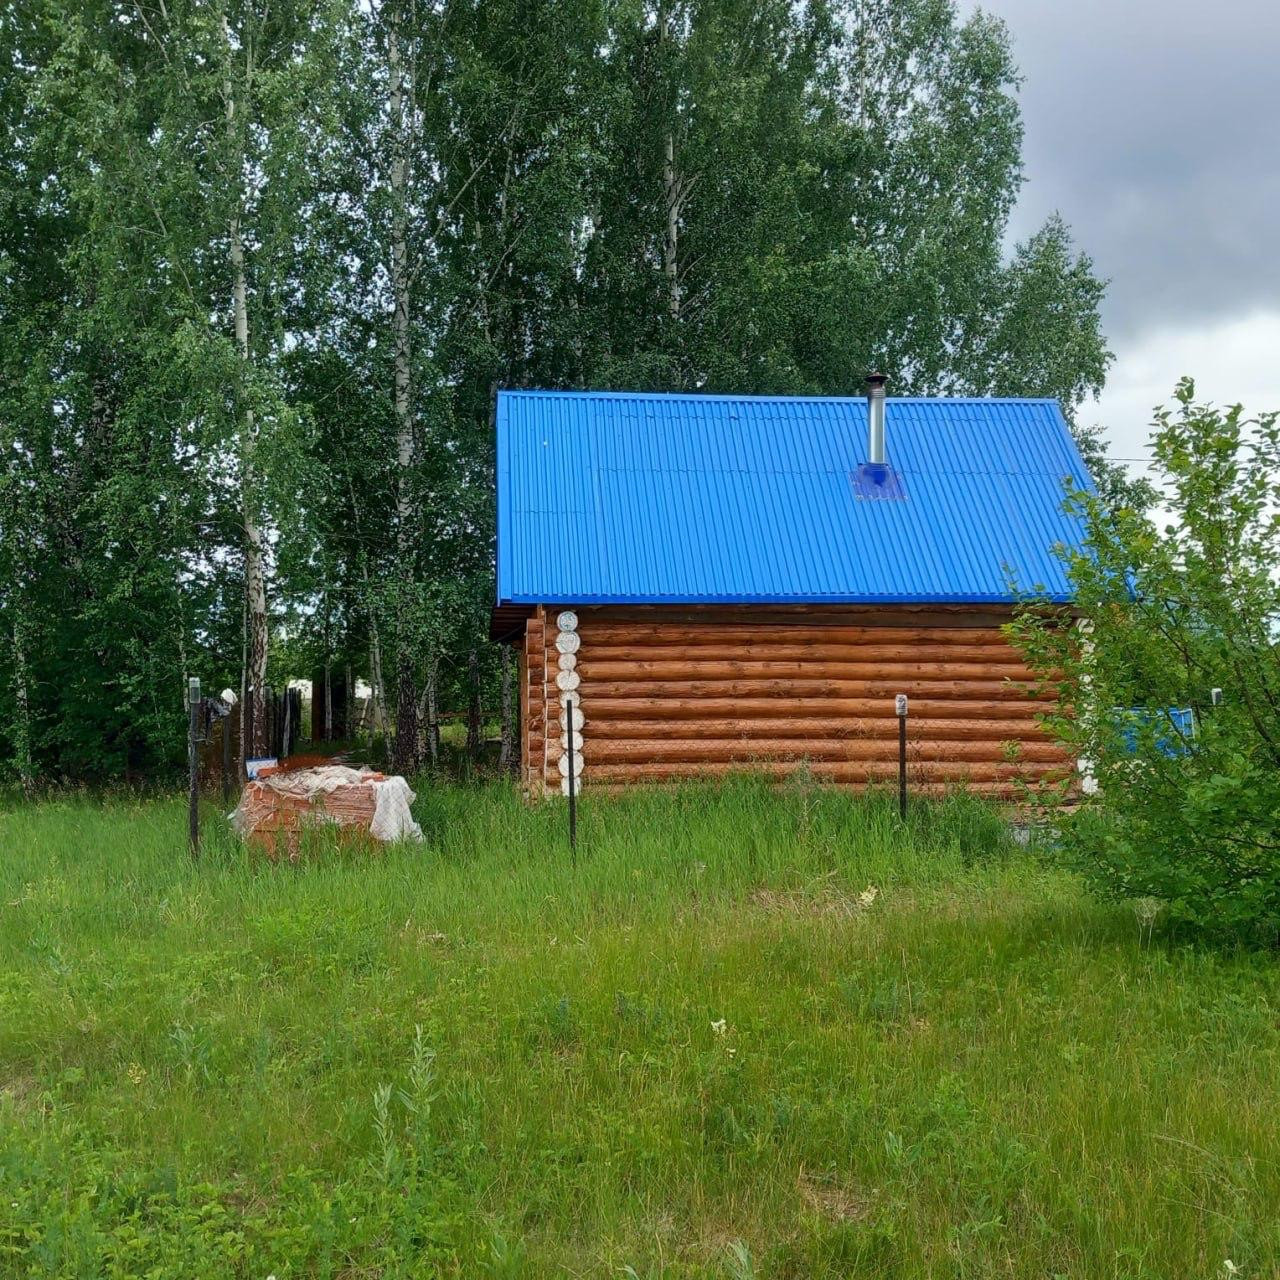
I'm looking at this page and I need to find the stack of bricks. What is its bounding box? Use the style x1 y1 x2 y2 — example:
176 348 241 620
234 765 385 859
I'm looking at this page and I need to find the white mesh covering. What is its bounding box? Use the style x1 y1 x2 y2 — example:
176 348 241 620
253 765 370 797
370 777 423 842
229 765 423 843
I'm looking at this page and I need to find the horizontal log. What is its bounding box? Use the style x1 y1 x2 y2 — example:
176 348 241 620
583 716 1052 742
577 642 1025 665
548 738 1067 765
578 624 1014 648
572 760 1068 784
577 659 1038 682
584 696 1054 721
579 679 1053 701
572 605 1022 629
580 780 1063 801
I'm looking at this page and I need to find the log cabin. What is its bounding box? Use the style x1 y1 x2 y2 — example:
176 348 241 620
489 380 1092 798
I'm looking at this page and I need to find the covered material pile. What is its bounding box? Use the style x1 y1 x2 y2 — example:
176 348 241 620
230 765 423 857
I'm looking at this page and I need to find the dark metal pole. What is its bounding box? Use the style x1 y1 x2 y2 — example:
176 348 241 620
221 706 231 807
895 693 908 821
245 683 254 772
187 677 201 859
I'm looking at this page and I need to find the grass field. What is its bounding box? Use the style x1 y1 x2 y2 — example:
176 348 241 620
3 778 1280 1278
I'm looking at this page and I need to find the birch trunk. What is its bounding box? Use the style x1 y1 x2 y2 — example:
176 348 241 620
323 589 333 742
416 681 429 763
369 633 392 765
10 608 34 796
388 11 419 773
324 660 332 741
345 469 388 757
426 660 440 768
466 648 482 759
223 13 268 758
345 661 353 741
239 572 248 764
659 0 680 320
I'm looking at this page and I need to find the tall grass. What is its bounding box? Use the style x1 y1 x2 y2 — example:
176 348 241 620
1 778 1278 1277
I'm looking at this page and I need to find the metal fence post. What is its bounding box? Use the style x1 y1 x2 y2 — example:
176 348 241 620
895 693 908 821
221 707 232 807
565 692 577 855
187 677 201 859
245 683 254 774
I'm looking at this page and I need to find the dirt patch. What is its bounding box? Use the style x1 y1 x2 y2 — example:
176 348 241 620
750 876 879 920
797 1170 870 1223
0 1075 39 1112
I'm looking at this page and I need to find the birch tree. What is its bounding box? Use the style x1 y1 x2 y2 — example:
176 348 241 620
0 0 1121 784
385 1 419 771
218 9 270 757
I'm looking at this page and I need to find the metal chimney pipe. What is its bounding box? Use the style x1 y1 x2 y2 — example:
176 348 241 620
865 372 887 465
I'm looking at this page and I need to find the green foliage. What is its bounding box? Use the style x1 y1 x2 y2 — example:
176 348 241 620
5 782 1280 1274
1 0 1115 782
1010 380 1280 937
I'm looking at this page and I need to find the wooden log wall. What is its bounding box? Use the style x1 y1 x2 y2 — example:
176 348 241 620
520 606 1072 798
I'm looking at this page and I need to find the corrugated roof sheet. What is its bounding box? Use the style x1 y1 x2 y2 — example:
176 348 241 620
495 390 1094 605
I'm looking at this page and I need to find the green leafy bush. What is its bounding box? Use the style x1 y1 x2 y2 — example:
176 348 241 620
1011 379 1280 936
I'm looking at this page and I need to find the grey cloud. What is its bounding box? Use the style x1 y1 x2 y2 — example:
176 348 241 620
973 0 1280 339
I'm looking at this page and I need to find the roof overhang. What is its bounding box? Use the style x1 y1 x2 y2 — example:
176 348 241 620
489 602 535 644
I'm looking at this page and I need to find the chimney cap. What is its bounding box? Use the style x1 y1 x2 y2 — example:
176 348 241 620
865 372 887 394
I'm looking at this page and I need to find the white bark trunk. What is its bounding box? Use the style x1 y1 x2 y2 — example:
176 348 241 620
345 661 353 740
324 659 332 741
369 632 392 764
323 588 333 742
389 20 413 537
426 661 440 767
659 0 680 320
223 12 268 758
388 10 419 772
11 607 34 794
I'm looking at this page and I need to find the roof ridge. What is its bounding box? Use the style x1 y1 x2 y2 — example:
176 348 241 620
498 388 1061 405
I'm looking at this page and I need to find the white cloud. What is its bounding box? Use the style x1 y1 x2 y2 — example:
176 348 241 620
1078 310 1280 476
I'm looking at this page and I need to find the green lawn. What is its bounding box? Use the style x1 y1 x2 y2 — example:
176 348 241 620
2 779 1278 1277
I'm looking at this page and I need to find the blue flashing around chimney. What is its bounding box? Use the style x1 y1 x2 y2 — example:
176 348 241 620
852 463 907 501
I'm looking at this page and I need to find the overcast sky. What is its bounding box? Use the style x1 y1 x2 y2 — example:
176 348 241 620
969 0 1280 475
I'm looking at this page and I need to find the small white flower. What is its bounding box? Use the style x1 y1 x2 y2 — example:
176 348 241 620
858 885 879 908
711 1018 727 1036
1222 1262 1239 1277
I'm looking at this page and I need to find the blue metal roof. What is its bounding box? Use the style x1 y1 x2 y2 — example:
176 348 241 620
495 390 1094 605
